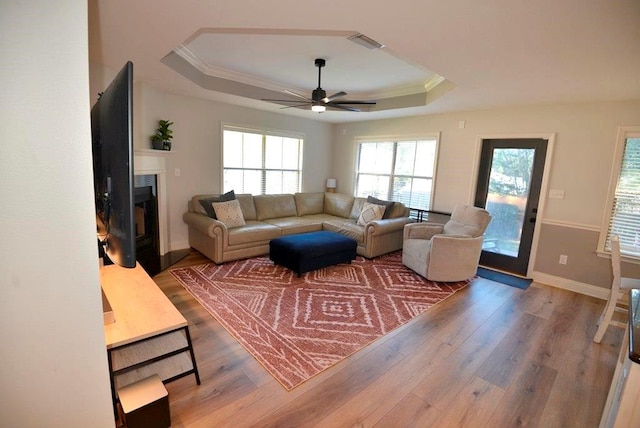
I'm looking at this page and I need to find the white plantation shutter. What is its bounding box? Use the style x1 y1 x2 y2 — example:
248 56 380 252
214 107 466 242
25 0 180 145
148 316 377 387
605 135 640 256
354 137 438 210
223 126 303 195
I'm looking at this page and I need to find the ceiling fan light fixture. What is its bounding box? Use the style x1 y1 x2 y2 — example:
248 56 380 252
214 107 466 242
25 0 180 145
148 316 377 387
348 33 385 50
261 58 377 113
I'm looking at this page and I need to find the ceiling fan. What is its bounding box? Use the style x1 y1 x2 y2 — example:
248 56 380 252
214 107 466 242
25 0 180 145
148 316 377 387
262 58 377 112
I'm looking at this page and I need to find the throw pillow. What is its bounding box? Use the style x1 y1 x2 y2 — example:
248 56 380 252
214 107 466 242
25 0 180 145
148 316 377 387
199 190 236 218
357 202 384 226
212 199 246 228
367 196 395 219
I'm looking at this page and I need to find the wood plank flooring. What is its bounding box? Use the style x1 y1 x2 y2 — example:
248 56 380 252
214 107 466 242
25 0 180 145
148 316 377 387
152 250 623 427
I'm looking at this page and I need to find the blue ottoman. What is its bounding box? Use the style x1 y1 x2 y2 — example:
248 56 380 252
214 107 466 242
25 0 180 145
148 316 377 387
269 231 357 276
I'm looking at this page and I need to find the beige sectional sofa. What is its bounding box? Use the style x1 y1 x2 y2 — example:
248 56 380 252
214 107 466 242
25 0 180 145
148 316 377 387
183 192 413 264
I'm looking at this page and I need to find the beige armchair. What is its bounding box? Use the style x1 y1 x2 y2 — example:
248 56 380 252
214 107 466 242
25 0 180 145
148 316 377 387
402 205 492 282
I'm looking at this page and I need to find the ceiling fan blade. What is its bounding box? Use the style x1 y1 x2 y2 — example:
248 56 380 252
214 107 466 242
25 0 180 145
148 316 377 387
284 90 312 102
261 98 309 103
332 100 377 105
323 91 347 103
279 103 312 110
327 104 361 112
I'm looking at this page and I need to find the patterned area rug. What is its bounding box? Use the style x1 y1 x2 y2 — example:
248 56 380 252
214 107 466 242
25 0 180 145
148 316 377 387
170 251 470 390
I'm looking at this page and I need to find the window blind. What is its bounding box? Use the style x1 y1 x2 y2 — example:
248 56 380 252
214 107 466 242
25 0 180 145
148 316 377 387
355 138 438 210
223 127 303 195
606 136 640 256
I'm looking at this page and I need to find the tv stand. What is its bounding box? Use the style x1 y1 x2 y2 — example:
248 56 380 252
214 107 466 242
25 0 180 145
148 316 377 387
101 288 115 325
100 263 200 414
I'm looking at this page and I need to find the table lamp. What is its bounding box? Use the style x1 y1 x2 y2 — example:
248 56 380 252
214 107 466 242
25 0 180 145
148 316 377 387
326 178 337 193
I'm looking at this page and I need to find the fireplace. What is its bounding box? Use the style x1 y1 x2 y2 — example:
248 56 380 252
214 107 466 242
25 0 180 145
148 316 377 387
134 150 178 275
134 184 160 276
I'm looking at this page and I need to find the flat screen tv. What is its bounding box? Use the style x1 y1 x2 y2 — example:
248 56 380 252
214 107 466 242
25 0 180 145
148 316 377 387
91 61 136 268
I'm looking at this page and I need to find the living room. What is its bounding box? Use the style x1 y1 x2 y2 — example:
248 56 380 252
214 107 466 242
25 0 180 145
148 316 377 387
89 66 640 296
3 1 640 427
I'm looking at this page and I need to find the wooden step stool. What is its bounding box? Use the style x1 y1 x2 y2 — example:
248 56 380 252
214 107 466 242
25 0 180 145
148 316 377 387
118 374 170 428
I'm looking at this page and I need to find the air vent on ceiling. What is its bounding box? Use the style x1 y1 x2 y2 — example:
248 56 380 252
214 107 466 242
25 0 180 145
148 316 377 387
347 33 385 50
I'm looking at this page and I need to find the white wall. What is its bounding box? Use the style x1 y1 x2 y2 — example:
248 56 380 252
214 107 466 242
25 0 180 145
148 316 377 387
0 2 113 426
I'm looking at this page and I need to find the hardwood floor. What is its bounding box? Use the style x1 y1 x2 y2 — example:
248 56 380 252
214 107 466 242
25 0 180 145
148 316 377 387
152 250 623 427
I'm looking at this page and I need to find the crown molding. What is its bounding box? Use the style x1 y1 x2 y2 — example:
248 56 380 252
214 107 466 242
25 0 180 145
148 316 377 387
172 44 446 101
174 45 305 95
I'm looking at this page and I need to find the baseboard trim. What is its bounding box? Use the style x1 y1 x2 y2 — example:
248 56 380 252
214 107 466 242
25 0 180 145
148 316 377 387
532 271 608 300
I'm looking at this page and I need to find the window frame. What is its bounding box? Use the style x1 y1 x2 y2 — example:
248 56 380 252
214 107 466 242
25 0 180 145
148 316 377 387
221 123 304 195
353 133 440 210
598 126 640 260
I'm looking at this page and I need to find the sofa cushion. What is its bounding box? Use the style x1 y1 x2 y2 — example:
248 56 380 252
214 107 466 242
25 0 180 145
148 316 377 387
295 192 325 216
191 194 216 215
227 221 281 246
322 219 365 243
387 202 408 218
198 190 236 218
236 194 257 221
357 202 384 226
367 196 395 219
350 197 367 220
324 192 354 218
212 199 246 228
254 194 297 220
264 216 323 235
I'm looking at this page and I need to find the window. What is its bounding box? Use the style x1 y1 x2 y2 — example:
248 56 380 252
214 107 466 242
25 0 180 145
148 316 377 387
354 136 438 210
223 126 303 195
599 126 640 258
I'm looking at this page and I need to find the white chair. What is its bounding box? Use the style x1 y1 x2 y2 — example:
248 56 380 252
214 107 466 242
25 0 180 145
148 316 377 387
593 235 640 343
402 204 491 282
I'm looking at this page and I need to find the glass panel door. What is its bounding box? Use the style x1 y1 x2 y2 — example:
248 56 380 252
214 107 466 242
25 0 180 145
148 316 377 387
475 139 547 276
484 148 534 257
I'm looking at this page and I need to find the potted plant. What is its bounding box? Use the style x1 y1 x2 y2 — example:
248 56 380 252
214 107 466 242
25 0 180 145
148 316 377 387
150 119 174 150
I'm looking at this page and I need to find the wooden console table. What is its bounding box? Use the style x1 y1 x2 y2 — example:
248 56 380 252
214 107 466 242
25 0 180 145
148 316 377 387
101 263 200 413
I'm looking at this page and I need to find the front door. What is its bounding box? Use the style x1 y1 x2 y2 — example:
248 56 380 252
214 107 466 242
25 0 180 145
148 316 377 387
474 138 547 276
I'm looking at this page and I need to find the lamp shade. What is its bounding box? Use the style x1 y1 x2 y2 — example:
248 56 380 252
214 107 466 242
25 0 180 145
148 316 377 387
326 178 337 188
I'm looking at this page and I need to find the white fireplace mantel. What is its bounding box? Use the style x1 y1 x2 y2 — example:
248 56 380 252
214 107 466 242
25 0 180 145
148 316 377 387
134 149 169 255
